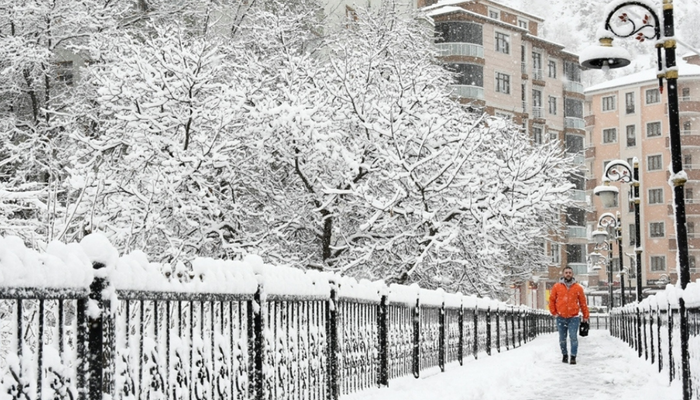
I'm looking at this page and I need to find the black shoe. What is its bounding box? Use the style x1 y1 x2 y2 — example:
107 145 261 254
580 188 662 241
562 355 568 363
570 356 577 365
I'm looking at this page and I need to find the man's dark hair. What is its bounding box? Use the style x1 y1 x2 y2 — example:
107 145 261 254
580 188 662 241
562 266 573 272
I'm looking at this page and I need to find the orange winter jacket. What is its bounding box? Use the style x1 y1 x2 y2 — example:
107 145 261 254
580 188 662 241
549 280 589 319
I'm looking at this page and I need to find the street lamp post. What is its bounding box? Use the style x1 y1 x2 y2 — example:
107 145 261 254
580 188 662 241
594 160 642 301
580 2 691 398
594 213 618 312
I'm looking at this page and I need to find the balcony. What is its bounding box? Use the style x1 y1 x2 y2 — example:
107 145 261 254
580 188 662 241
532 106 544 119
570 189 586 203
570 153 585 166
568 263 588 275
665 131 700 148
567 226 587 239
451 85 484 100
668 202 700 216
564 81 584 94
521 62 527 75
436 43 484 59
565 117 585 130
679 98 700 114
532 68 544 81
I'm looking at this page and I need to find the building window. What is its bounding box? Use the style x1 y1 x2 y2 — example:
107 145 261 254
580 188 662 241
518 19 528 29
548 96 557 115
682 87 691 100
496 72 510 94
533 126 543 144
629 224 636 246
56 61 74 85
489 9 500 19
650 222 665 238
566 244 586 263
647 121 662 137
687 187 694 203
689 221 696 235
551 243 560 263
684 154 693 169
532 89 542 118
602 96 615 111
651 255 666 271
648 154 662 171
495 32 510 54
435 22 483 45
548 60 557 78
532 52 542 79
626 125 636 147
649 188 664 204
603 128 617 144
625 92 635 114
447 63 484 87
646 88 660 104
683 120 692 135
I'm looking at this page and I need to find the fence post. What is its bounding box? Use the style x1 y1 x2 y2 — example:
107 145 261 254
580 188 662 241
412 298 420 378
249 284 265 400
669 303 675 383
485 307 491 356
473 307 478 359
377 295 389 386
327 286 340 400
637 308 642 358
458 304 464 366
658 306 663 373
650 305 655 365
510 309 516 347
495 308 500 353
439 301 445 372
87 261 115 400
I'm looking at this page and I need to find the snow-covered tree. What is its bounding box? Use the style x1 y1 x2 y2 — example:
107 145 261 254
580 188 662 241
1 0 577 298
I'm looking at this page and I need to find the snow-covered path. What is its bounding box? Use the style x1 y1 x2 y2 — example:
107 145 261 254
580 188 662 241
342 330 681 400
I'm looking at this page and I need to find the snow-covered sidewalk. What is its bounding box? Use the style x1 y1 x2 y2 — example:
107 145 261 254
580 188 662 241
342 330 680 400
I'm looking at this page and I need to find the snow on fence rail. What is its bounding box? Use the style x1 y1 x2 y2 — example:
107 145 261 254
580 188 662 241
0 233 554 400
610 282 700 399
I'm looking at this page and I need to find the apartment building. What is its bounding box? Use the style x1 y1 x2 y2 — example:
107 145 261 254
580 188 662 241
421 0 586 308
585 54 700 303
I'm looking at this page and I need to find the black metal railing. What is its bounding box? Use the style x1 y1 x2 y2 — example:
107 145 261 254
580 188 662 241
0 261 555 400
610 289 700 397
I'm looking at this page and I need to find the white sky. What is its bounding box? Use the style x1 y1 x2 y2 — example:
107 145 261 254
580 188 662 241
343 330 680 400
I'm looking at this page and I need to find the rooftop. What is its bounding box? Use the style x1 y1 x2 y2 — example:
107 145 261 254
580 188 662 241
585 61 700 93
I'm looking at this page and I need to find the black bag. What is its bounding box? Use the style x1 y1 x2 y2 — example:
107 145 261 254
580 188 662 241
579 321 590 337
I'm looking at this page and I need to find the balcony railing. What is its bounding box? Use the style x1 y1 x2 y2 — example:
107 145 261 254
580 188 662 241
568 263 588 275
450 85 485 100
567 226 587 239
569 153 585 166
532 106 543 119
436 43 484 58
565 117 585 130
532 68 543 80
564 81 584 94
570 189 586 203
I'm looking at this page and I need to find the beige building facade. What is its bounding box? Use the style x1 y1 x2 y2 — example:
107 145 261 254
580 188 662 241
422 0 586 309
585 55 700 303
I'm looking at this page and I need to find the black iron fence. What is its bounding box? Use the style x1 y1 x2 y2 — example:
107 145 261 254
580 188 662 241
0 260 554 400
609 289 700 397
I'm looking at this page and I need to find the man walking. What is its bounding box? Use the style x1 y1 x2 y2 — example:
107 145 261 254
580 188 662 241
548 266 589 365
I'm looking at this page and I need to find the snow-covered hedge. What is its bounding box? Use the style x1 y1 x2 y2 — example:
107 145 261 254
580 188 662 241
0 233 524 310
